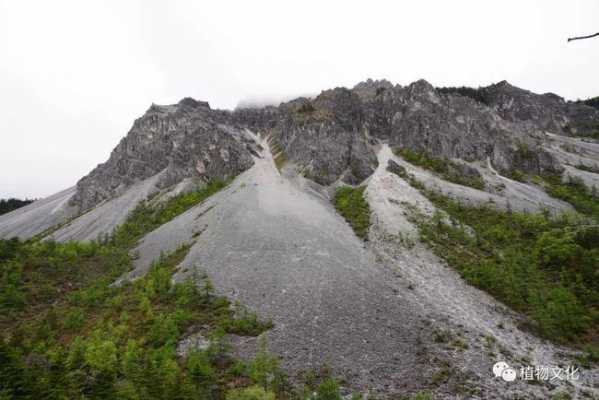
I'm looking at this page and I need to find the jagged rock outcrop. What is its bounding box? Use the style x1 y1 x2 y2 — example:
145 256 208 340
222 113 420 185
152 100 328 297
354 79 565 176
438 80 599 137
70 99 258 212
264 89 378 185
483 81 599 137
3 78 598 238
67 78 599 214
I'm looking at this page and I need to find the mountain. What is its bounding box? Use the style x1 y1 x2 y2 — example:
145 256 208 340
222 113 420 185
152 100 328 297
1 79 598 399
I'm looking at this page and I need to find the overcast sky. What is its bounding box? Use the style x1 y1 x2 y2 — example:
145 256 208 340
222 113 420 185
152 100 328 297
1 0 598 199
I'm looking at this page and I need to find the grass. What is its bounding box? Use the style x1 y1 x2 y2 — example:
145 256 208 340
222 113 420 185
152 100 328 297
394 148 485 190
333 186 371 240
507 169 527 182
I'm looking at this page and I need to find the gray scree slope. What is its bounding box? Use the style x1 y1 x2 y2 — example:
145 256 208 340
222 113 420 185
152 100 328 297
127 140 598 398
0 79 598 398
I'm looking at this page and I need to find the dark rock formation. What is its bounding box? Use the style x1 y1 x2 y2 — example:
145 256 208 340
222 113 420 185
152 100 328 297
386 159 406 177
70 99 257 211
355 79 565 176
69 79 598 213
436 80 599 137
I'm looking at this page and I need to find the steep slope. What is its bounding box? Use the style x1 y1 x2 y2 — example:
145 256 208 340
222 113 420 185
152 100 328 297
123 140 432 393
366 149 599 398
0 187 77 239
114 139 598 398
1 79 599 398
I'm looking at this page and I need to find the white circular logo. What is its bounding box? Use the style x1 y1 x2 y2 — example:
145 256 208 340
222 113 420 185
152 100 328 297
501 368 517 382
493 361 510 377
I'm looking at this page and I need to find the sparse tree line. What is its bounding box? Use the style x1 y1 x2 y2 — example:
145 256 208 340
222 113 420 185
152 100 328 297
0 198 34 216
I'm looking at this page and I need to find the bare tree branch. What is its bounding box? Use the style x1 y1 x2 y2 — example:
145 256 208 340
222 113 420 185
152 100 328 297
568 32 599 42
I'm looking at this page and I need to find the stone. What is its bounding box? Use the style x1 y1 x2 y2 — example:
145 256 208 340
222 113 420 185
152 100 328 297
176 332 211 357
43 79 599 219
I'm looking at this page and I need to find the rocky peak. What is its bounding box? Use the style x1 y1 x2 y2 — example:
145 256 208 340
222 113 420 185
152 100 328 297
405 79 440 104
312 87 364 130
352 78 395 101
68 79 597 214
178 97 210 109
70 100 256 212
483 80 599 134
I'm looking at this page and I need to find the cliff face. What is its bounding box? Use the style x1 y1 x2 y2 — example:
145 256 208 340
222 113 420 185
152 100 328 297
70 98 258 212
67 79 599 214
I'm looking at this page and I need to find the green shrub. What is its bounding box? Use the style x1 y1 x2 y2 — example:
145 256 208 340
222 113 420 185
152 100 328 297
110 179 228 249
0 177 281 399
226 386 275 400
248 338 281 390
0 261 25 312
83 336 119 375
529 287 589 340
315 378 342 400
507 169 526 182
414 192 597 343
412 392 434 400
333 186 371 240
394 148 485 190
222 306 273 336
186 349 216 383
543 174 599 220
63 307 86 331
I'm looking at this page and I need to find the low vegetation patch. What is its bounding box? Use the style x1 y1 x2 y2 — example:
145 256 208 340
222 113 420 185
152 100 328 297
436 86 490 106
333 186 371 240
578 96 599 110
574 163 599 174
0 179 359 399
542 174 599 220
394 148 485 190
414 191 598 344
110 179 228 249
0 238 275 399
564 121 599 140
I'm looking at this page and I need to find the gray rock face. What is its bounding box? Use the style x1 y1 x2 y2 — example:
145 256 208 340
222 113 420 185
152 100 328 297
482 80 599 136
355 79 565 176
70 99 257 212
233 89 379 185
3 78 598 241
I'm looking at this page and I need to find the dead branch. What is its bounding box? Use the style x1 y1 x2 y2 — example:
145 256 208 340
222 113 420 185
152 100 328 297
567 32 599 42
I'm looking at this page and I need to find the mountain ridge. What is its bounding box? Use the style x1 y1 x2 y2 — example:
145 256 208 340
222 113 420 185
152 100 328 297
1 78 599 398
